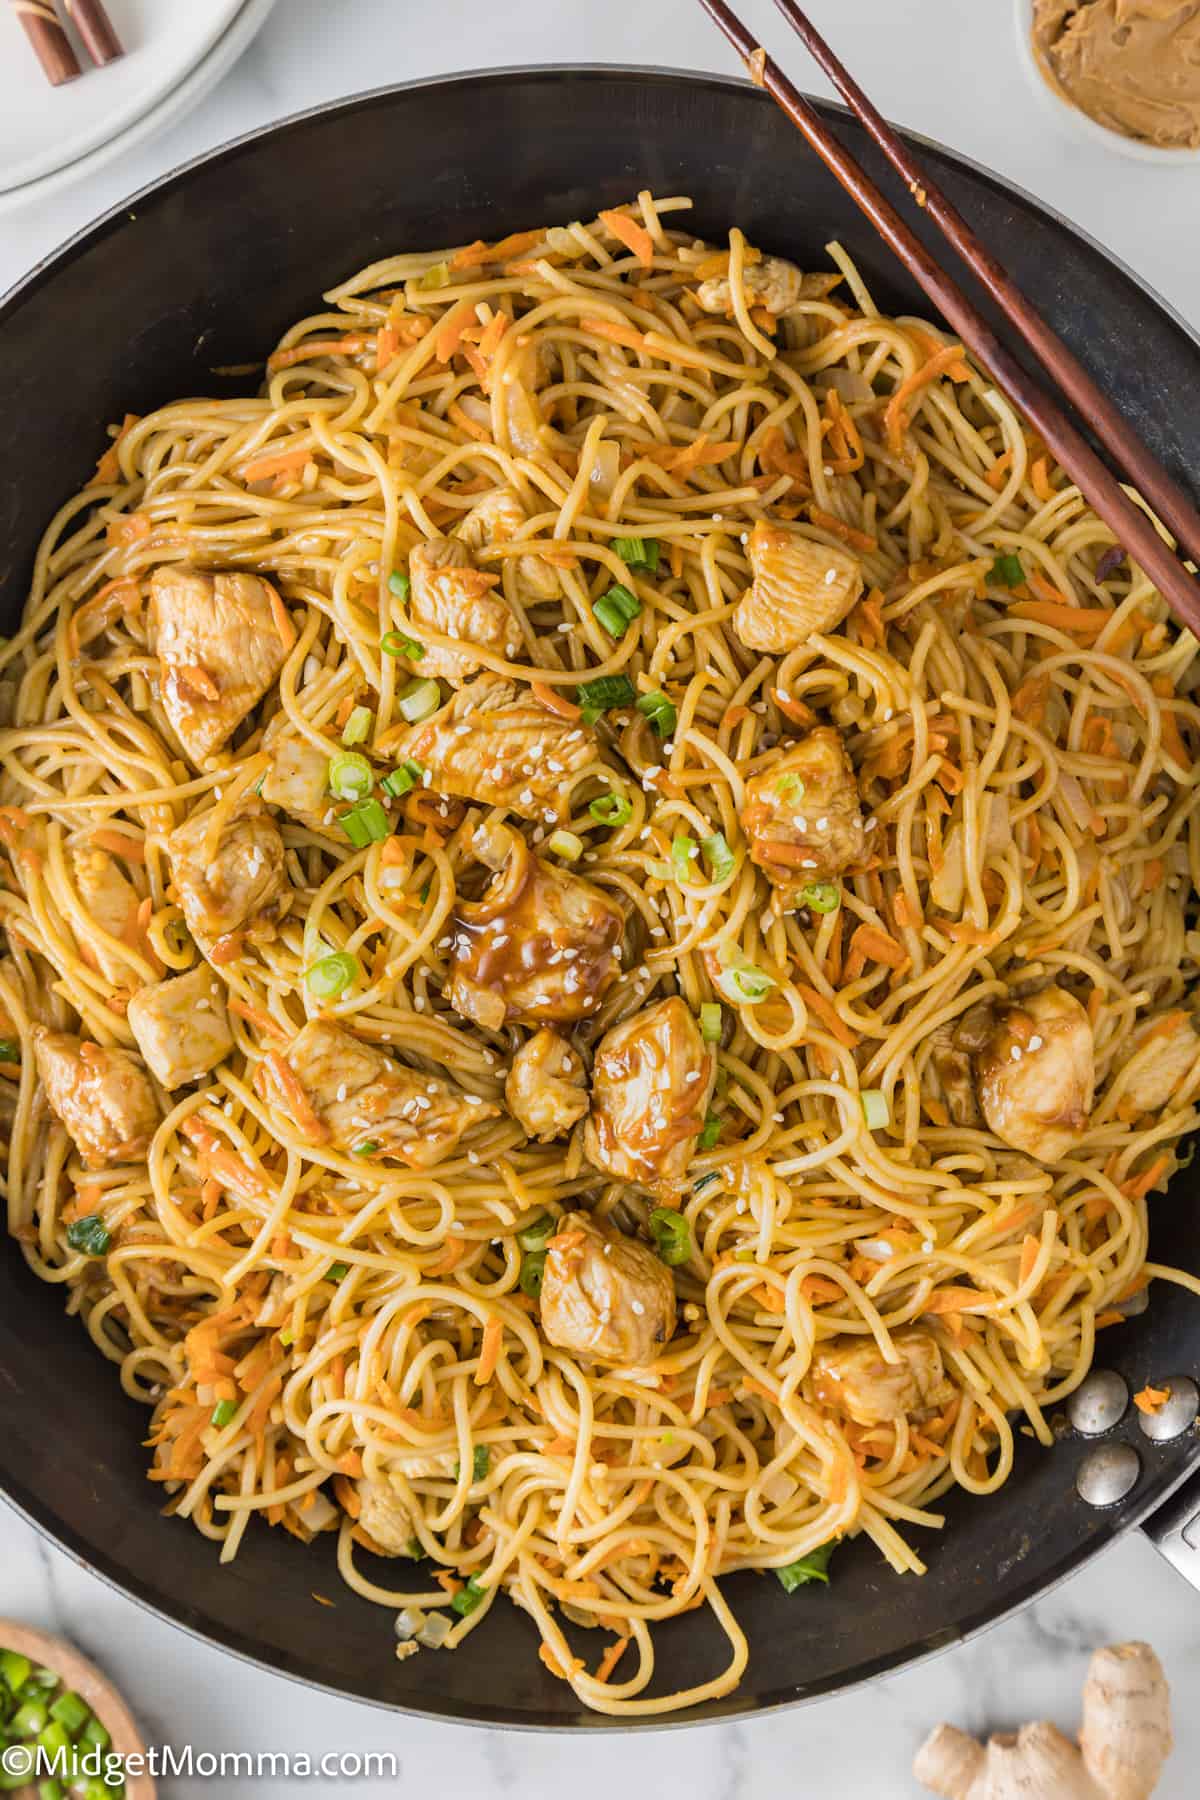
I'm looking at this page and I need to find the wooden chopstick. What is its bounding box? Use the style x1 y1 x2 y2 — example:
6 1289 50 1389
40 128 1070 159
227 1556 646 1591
693 0 1200 638
8 0 82 85
62 0 123 67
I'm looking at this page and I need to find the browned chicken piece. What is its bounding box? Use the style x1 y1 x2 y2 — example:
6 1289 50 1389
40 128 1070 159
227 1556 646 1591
540 1209 677 1367
505 1028 589 1141
126 964 234 1089
928 1021 982 1128
148 566 288 765
167 800 289 947
448 825 624 1031
811 1328 954 1429
973 986 1095 1162
357 1476 414 1554
696 257 839 318
407 537 522 686
259 717 331 829
1117 1011 1200 1116
740 727 868 894
391 676 598 825
33 1027 158 1169
458 486 560 600
734 519 863 655
279 1018 498 1165
72 847 138 984
585 996 716 1195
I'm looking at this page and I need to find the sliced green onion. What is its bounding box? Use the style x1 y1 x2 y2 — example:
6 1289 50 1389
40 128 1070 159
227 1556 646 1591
28 1670 58 1691
613 535 660 573
381 758 425 798
592 583 641 639
860 1089 890 1130
671 833 698 884
387 570 412 600
0 1655 30 1695
80 1715 110 1753
341 705 373 747
775 1541 835 1592
701 831 735 882
454 1446 491 1482
715 962 775 1005
0 1039 19 1064
451 1576 488 1618
798 880 841 914
419 262 452 290
519 1250 547 1297
12 1699 48 1738
699 1002 723 1043
65 1215 110 1258
636 690 676 738
352 1141 379 1158
517 1213 556 1252
989 552 1024 588
305 950 361 998
548 828 584 861
775 772 805 799
648 1207 691 1267
698 1114 722 1150
577 673 637 725
588 791 633 827
381 629 422 659
339 797 391 847
210 1399 237 1430
398 677 442 724
327 1262 350 1282
692 1175 720 1200
327 750 374 801
38 1772 66 1799
0 1746 33 1784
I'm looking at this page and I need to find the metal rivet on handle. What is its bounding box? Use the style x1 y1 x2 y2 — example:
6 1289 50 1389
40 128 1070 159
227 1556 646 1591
1067 1369 1129 1436
1076 1442 1140 1507
1137 1376 1200 1443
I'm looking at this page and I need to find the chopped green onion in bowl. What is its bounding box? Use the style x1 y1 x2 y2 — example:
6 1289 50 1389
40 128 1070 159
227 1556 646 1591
588 791 633 827
305 950 361 998
387 570 412 600
65 1216 110 1258
327 750 374 801
612 535 660 573
339 797 391 847
775 1541 835 1592
341 705 373 747
860 1088 891 1130
397 677 441 723
798 880 841 914
699 1001 723 1043
636 690 676 737
648 1207 691 1267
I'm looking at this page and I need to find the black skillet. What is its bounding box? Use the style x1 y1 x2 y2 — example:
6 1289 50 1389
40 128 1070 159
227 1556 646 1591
2 67 1199 1728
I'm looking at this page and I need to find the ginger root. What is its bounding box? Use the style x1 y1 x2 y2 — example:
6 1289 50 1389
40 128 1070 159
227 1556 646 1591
914 1642 1172 1800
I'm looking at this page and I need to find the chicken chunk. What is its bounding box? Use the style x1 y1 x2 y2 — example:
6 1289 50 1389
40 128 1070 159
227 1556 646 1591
928 1021 982 1128
278 1018 498 1166
72 847 138 984
167 800 289 947
540 1209 676 1367
392 677 598 825
734 520 863 654
126 964 234 1089
973 985 1095 1163
357 1476 414 1555
505 1028 589 1141
585 996 716 1194
458 486 560 600
149 566 288 765
1117 1011 1200 1117
740 727 868 893
259 717 331 829
696 255 810 318
811 1329 953 1429
406 537 522 687
33 1027 158 1169
448 825 624 1031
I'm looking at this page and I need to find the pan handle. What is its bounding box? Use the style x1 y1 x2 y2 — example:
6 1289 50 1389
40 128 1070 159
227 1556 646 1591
1141 1469 1200 1589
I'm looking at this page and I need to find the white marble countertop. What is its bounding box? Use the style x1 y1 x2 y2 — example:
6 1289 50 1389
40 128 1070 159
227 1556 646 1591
3 1 1200 1794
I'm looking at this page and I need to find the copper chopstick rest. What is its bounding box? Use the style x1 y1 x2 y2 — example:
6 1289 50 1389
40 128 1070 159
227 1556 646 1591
693 0 1200 639
8 0 82 85
62 0 123 67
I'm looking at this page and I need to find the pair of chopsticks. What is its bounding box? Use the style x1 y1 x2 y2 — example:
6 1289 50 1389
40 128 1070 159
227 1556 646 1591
10 0 123 87
695 0 1200 638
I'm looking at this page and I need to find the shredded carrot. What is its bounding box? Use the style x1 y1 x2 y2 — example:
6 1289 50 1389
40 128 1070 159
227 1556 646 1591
1012 599 1112 638
89 827 146 861
796 983 859 1048
1030 457 1055 502
983 448 1014 491
758 425 810 486
599 208 655 267
475 1317 503 1385
451 229 543 270
92 413 140 485
538 1644 583 1681
581 315 646 352
1095 1310 1125 1330
68 575 141 654
434 299 477 364
692 245 762 280
375 324 400 371
105 511 151 546
337 1450 364 1479
755 1284 787 1314
335 693 357 728
267 583 296 653
800 1275 844 1304
267 335 366 371
594 1637 630 1683
1152 675 1191 768
808 505 877 553
921 1285 986 1315
426 1234 467 1276
892 889 923 930
884 346 968 455
264 1051 330 1144
228 997 287 1040
742 1377 779 1403
433 1570 463 1598
722 704 752 730
909 327 971 383
1121 1154 1170 1200
530 680 581 720
379 836 409 868
1134 1384 1170 1416
854 588 885 648
846 922 907 976
1018 1235 1040 1286
240 447 312 485
639 434 741 474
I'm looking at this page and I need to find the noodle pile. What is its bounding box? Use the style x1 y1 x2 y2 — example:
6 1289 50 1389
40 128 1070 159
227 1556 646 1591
2 192 1199 1716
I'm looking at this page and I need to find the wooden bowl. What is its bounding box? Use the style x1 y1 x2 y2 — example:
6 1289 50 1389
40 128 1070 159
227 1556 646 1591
0 1619 155 1799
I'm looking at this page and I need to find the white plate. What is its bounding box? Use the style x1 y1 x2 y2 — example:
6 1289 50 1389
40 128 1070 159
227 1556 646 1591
0 0 278 208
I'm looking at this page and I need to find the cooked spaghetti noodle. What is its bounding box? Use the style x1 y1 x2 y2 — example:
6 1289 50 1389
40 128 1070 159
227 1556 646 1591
2 193 1199 1716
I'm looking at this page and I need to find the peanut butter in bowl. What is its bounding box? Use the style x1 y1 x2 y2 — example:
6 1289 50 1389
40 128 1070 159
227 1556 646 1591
1032 0 1200 150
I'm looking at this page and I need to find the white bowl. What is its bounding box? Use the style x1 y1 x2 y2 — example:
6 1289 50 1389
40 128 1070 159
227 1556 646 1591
1012 0 1200 165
